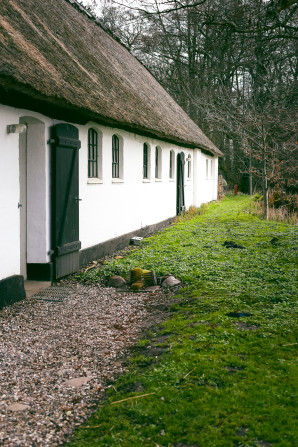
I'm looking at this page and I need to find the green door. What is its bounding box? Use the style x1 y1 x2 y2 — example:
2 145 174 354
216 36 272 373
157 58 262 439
51 123 81 279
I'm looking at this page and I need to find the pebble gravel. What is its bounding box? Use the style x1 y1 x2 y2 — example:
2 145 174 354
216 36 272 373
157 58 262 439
0 282 172 446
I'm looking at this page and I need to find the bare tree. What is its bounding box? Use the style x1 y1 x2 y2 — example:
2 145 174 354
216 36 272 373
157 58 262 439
81 0 297 216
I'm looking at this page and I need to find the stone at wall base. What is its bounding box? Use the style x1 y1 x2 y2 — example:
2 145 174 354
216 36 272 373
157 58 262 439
107 276 127 288
0 275 26 310
161 276 181 287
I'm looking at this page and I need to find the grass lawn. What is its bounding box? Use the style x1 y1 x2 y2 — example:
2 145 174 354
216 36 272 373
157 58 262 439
68 196 297 447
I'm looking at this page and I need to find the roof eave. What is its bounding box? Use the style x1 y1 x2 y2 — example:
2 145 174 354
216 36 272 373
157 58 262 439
0 78 222 156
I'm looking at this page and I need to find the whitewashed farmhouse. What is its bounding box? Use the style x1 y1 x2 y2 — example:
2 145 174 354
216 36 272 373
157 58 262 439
0 0 222 306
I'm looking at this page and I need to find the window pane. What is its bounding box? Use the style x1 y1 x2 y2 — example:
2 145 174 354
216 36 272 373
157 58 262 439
112 134 120 178
88 128 98 178
143 143 148 179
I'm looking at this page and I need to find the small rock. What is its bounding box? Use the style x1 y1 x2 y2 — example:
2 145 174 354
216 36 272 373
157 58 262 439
7 403 30 412
107 275 127 288
64 377 90 388
270 237 279 246
113 323 126 330
226 311 252 318
223 241 246 249
236 321 259 330
145 285 160 292
114 256 123 259
130 236 143 245
235 427 249 437
161 276 181 287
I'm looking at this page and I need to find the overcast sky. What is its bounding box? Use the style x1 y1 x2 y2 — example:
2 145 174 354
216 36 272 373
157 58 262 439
81 0 170 14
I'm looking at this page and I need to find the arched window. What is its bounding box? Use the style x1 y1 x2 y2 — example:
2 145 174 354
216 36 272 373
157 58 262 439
155 146 162 179
112 134 120 178
210 159 214 179
88 128 98 178
169 150 175 179
143 143 149 179
187 154 191 179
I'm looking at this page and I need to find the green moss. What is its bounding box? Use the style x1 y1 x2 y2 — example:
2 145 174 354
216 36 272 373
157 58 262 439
69 196 298 447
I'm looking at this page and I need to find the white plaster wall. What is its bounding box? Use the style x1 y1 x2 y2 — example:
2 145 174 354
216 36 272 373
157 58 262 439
0 107 22 279
213 157 219 200
26 121 48 263
184 151 194 208
0 106 53 280
192 150 218 207
0 103 218 282
79 125 191 249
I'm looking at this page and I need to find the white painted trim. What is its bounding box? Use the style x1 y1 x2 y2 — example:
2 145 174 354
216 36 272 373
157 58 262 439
87 178 103 184
111 179 124 183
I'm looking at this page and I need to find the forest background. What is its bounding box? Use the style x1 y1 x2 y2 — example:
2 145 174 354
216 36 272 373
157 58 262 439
81 0 297 218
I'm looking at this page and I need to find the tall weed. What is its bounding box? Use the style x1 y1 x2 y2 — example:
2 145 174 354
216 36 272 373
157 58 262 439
174 203 209 223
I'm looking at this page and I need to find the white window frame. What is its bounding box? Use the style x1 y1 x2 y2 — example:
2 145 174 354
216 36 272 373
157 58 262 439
155 146 162 180
87 127 103 184
210 158 215 179
187 153 191 180
143 142 151 181
112 133 124 182
169 150 175 180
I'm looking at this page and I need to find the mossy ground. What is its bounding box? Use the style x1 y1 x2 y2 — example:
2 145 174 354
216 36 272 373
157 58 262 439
68 196 297 447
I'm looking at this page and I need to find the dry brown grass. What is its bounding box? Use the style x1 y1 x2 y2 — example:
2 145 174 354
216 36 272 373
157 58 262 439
174 203 209 223
251 197 297 225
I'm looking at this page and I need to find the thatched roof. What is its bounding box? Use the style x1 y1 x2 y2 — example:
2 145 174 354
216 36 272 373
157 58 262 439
0 0 221 155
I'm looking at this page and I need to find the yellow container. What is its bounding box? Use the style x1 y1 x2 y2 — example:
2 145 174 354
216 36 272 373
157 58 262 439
143 270 157 286
131 280 145 291
130 267 143 284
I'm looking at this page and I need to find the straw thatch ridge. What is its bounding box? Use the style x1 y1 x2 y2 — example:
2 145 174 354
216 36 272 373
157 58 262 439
0 0 221 155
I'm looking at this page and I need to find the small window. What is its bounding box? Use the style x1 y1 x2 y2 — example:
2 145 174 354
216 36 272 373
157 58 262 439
112 134 120 178
210 159 214 179
155 146 162 179
169 150 175 179
88 128 98 178
206 159 209 179
187 154 191 179
143 143 149 179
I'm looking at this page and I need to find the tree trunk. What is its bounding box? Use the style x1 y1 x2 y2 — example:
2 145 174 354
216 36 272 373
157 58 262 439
249 152 253 195
262 150 269 220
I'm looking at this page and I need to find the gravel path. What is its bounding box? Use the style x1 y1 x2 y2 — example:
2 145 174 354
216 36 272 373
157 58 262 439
0 282 172 446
